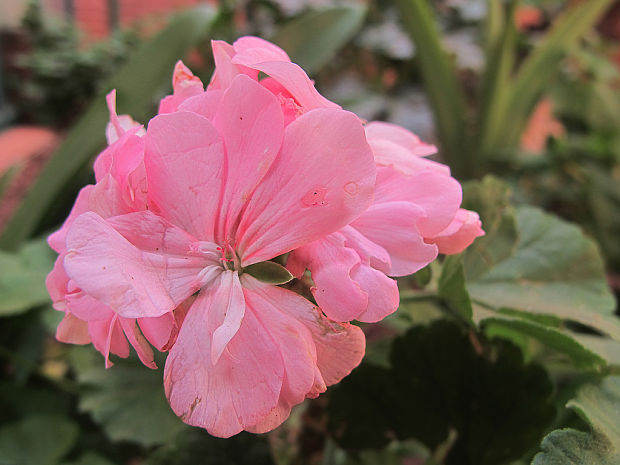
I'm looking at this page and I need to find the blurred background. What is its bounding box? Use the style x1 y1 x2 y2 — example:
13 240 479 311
1 1 620 464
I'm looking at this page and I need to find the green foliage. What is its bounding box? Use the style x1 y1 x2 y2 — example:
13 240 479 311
14 1 140 127
329 321 556 465
532 376 620 464
75 357 185 447
0 6 219 251
394 0 470 178
441 176 620 369
143 429 276 465
394 0 615 178
272 5 367 75
0 415 78 465
0 238 55 316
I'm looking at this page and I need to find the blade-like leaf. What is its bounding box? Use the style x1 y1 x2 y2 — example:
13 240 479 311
394 0 470 178
272 5 366 75
0 6 219 251
489 0 614 152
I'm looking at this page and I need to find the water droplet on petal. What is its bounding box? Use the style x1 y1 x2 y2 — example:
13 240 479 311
344 182 358 195
302 187 328 207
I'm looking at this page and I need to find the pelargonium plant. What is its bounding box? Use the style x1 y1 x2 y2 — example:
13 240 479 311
46 36 484 438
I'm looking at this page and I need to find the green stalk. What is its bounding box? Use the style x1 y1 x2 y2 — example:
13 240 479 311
395 0 472 179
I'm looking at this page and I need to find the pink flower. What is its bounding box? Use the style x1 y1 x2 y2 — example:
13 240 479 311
57 73 375 436
209 36 338 124
288 122 484 322
47 91 177 369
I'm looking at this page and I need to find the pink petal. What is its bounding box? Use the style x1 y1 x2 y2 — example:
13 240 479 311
237 108 376 265
368 138 450 176
232 36 291 63
428 208 485 255
286 305 366 388
145 111 225 241
242 275 319 432
105 89 144 144
158 61 204 114
88 313 130 369
138 313 178 351
56 312 91 345
340 225 391 274
351 264 399 323
118 318 156 369
351 201 438 276
365 121 437 156
288 233 368 322
239 60 338 111
374 166 462 237
64 212 207 318
209 271 245 365
48 185 94 253
209 40 245 90
212 75 284 242
164 288 283 438
177 89 223 120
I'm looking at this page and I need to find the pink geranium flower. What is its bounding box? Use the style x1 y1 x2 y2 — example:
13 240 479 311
57 73 375 436
288 122 484 323
47 91 177 369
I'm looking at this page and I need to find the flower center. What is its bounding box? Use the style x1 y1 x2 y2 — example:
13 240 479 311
217 241 241 272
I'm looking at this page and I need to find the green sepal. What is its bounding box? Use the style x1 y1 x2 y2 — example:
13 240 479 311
244 261 294 285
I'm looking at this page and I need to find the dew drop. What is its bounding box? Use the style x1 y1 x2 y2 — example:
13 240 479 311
344 182 358 195
302 187 328 207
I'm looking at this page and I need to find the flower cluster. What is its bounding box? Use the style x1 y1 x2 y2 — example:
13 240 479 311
47 37 484 437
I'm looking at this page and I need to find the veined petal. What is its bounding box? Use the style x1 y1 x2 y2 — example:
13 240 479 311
88 313 129 369
232 36 291 63
374 166 462 237
138 312 178 352
365 121 437 157
288 233 368 322
351 201 438 276
351 264 399 323
158 61 204 114
56 312 90 345
213 75 284 242
145 111 225 241
427 208 485 255
237 108 375 265
238 60 338 111
164 289 283 438
242 275 320 433
119 318 157 369
64 212 207 318
209 271 245 365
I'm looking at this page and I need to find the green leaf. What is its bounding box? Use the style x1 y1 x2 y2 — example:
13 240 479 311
481 315 606 370
478 0 518 160
532 376 620 464
0 237 54 316
244 261 293 285
465 204 618 339
144 428 276 465
0 415 78 465
394 0 470 178
0 6 219 251
461 176 518 279
329 321 556 465
61 453 115 465
77 358 185 447
438 255 473 322
272 5 366 75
